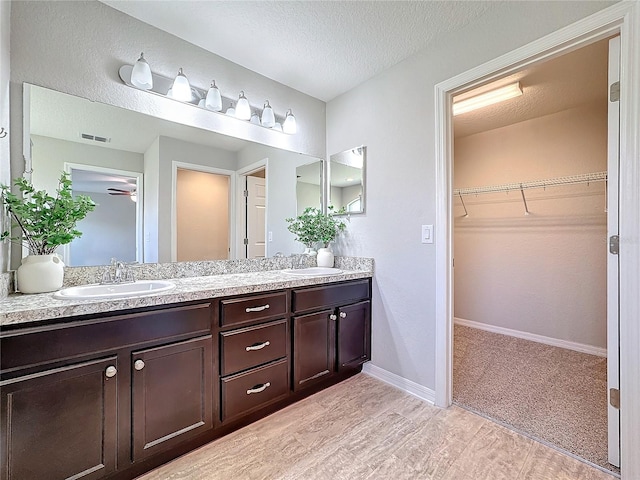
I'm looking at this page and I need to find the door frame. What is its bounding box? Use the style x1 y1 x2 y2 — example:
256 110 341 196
434 2 640 477
171 161 236 262
236 159 269 258
63 162 144 265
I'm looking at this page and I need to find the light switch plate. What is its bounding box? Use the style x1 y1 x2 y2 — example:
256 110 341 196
422 225 434 244
268 231 273 242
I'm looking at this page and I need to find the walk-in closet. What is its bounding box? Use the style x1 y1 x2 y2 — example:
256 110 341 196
452 38 619 474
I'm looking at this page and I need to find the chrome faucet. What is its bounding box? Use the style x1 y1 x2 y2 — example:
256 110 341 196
101 258 136 284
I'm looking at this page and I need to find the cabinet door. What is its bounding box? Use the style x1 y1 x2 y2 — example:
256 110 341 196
132 336 213 462
293 310 335 391
337 301 371 371
0 357 118 480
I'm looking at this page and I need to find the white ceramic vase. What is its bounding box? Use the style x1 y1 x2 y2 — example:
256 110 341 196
17 254 65 294
317 247 335 268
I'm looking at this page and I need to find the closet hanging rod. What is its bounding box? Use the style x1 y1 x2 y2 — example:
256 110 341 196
453 171 607 197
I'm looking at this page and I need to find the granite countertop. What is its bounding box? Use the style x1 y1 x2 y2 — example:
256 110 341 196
0 268 373 327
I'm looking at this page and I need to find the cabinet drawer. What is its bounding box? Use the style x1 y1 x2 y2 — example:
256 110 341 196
220 320 287 376
219 292 287 327
220 359 289 422
1 303 212 375
292 280 370 313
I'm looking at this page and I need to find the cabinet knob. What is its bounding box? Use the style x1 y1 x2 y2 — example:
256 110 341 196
329 314 337 321
105 365 117 378
134 359 145 371
340 312 347 318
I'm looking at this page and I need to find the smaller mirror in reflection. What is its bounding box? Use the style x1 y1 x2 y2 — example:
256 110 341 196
296 160 323 215
329 146 366 214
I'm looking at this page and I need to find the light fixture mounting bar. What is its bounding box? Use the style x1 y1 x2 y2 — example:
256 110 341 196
118 65 288 130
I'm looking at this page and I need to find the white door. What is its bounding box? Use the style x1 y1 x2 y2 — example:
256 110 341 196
606 35 620 468
246 175 266 258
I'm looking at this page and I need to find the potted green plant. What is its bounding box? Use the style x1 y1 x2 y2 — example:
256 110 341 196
286 206 346 267
1 172 95 293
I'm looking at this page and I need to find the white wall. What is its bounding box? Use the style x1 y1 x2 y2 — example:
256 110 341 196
326 1 615 390
0 0 10 272
143 137 160 263
8 0 326 269
71 191 136 266
454 104 607 349
296 182 321 215
30 135 144 194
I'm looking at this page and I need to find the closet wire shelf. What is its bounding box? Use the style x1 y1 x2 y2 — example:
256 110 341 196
453 171 608 215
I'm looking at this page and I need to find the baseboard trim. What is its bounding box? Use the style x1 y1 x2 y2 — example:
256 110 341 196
362 363 435 404
454 317 607 358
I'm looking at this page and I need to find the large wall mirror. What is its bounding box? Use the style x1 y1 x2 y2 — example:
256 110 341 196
328 145 366 214
24 83 324 266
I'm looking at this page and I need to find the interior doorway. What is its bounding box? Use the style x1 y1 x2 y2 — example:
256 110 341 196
174 165 233 261
449 37 617 473
65 164 143 266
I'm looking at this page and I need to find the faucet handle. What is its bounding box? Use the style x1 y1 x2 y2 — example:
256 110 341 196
101 268 113 284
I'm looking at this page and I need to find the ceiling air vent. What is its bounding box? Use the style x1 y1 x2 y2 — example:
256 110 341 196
80 133 111 143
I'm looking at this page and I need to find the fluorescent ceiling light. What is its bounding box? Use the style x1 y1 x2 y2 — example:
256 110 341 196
453 82 522 116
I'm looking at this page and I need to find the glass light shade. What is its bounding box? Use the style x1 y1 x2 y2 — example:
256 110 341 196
169 68 192 102
236 91 251 120
198 97 207 108
250 112 261 125
205 80 222 111
130 193 137 203
261 100 275 128
226 102 236 117
283 109 297 134
272 122 283 132
131 53 153 90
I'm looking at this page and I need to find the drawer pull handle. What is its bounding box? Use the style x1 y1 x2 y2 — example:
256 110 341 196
340 312 347 318
245 304 270 313
246 341 270 352
134 359 145 371
105 366 117 378
329 314 337 321
246 382 271 395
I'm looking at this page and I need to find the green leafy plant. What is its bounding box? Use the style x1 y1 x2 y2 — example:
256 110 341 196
1 173 96 255
286 206 346 248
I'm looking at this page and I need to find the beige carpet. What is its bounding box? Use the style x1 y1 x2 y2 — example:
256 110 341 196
453 324 618 475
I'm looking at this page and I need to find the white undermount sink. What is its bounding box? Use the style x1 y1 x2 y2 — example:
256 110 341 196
53 280 176 300
282 267 343 276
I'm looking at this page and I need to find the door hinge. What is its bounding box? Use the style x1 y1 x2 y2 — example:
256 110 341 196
243 238 249 245
243 190 249 197
609 235 619 255
610 82 620 102
610 388 620 409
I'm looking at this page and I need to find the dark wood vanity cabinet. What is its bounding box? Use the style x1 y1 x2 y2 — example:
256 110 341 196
0 357 118 480
217 292 290 423
0 277 371 480
131 335 213 461
0 302 213 480
292 280 372 391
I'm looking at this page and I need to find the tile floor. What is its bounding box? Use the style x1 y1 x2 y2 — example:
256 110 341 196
137 373 615 480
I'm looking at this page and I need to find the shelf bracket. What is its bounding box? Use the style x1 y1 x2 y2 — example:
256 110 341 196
520 185 530 215
458 192 468 217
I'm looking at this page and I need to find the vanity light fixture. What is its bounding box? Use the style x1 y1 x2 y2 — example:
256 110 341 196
168 68 192 102
131 53 153 90
453 81 522 116
205 81 222 111
261 100 276 128
236 91 251 120
119 57 297 134
283 109 297 134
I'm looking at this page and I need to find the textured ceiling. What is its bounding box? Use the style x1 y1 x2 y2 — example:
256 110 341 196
101 0 502 101
453 38 610 138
